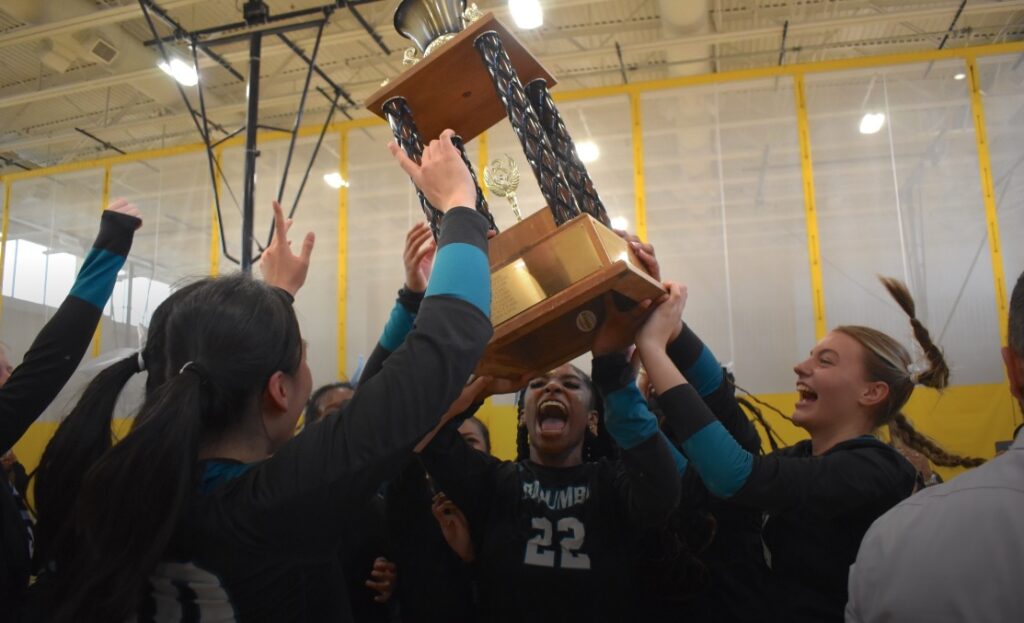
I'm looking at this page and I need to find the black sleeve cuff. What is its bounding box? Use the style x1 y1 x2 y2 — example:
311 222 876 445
272 286 295 304
93 211 140 256
659 383 716 442
397 286 425 314
437 207 489 254
591 352 636 394
666 323 704 372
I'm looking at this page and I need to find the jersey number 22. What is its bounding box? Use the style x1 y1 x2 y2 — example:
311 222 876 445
524 516 591 570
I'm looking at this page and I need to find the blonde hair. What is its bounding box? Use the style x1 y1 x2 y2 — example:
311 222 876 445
834 277 984 469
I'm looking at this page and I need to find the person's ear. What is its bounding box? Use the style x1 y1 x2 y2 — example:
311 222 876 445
264 370 290 413
587 410 599 436
859 381 890 408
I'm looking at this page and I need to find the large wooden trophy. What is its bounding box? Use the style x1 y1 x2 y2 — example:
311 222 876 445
367 0 664 379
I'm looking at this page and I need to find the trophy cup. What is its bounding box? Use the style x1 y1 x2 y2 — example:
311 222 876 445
367 1 664 378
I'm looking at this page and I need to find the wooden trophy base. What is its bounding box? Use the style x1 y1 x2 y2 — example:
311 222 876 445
365 12 555 143
480 212 665 379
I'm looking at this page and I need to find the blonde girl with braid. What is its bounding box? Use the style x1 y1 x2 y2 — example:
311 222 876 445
633 276 979 623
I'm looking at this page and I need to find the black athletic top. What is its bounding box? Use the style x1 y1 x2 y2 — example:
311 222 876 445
658 384 917 622
418 410 681 622
0 211 139 621
136 208 494 622
595 325 768 623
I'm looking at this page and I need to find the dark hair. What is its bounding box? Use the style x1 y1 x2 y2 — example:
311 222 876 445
1010 270 1024 358
49 274 303 622
837 277 982 468
460 416 491 454
304 381 355 426
515 365 619 463
33 279 205 569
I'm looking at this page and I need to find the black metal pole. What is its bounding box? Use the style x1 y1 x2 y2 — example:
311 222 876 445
241 32 263 272
274 20 325 207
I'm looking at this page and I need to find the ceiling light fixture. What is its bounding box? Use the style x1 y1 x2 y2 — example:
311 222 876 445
859 112 885 135
157 57 199 87
954 72 966 81
323 172 349 189
610 216 629 231
576 140 600 163
508 0 543 30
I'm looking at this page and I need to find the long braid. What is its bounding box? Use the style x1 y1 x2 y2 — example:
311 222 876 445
890 413 985 468
879 276 950 390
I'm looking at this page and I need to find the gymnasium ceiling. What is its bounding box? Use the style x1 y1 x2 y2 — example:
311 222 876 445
0 0 1021 172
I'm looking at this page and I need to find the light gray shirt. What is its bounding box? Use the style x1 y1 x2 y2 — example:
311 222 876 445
846 430 1024 622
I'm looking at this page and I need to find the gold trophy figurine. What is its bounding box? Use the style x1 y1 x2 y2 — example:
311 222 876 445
484 155 523 222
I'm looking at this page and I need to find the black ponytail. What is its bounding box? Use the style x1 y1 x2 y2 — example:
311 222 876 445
33 354 140 567
54 371 208 622
34 279 203 570
48 274 302 622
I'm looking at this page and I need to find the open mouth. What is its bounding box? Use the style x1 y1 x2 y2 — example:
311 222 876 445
796 383 818 406
537 399 569 435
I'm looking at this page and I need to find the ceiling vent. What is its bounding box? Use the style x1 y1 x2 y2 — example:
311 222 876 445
86 37 119 64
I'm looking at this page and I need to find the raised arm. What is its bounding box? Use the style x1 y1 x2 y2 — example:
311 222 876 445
638 283 911 514
591 352 682 527
0 200 141 451
239 131 494 545
361 223 434 384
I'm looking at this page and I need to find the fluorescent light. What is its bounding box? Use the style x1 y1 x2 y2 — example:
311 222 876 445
954 72 966 81
157 58 198 87
323 172 349 189
508 0 543 30
610 216 629 231
576 140 600 163
859 112 885 135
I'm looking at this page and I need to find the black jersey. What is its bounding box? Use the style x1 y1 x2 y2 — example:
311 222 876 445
420 422 679 623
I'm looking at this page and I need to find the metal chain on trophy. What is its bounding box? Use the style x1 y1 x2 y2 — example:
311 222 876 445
525 79 611 227
473 31 581 226
382 97 445 238
451 135 499 233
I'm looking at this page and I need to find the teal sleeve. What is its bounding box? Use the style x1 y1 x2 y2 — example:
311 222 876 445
425 242 490 316
603 383 659 449
681 421 753 498
68 248 126 309
379 302 415 352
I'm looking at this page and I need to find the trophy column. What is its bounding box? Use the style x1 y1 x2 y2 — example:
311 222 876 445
451 135 499 232
474 31 580 226
526 78 610 227
382 97 445 238
383 97 497 238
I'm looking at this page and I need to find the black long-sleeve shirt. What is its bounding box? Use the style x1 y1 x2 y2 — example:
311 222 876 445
659 384 916 622
139 208 493 622
0 211 139 619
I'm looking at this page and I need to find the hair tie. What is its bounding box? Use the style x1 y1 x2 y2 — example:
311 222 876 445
179 361 209 384
136 351 146 372
907 361 926 385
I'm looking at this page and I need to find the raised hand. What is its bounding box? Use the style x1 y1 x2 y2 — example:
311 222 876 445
403 222 435 293
364 557 397 603
636 282 688 353
432 493 476 563
615 230 659 282
104 198 142 229
259 201 315 297
389 129 476 212
590 294 655 358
